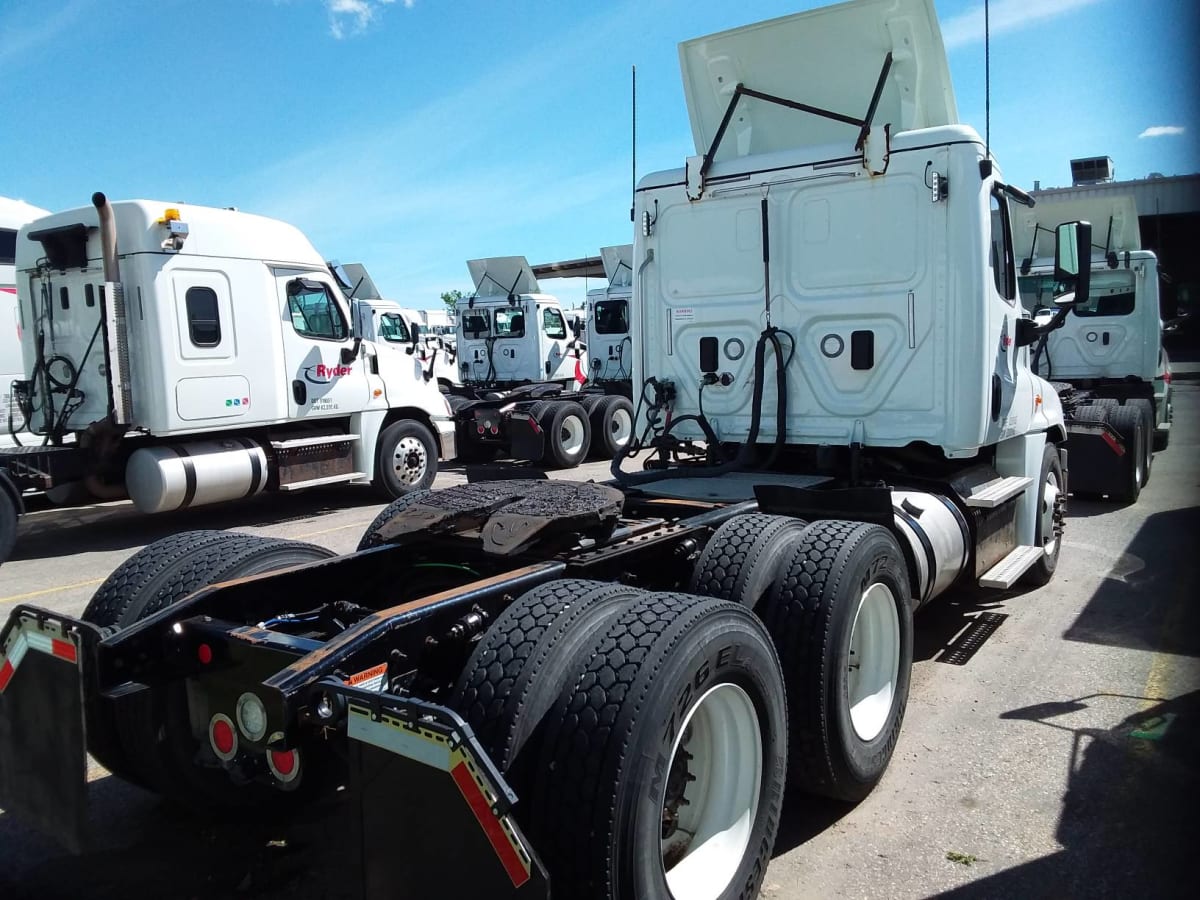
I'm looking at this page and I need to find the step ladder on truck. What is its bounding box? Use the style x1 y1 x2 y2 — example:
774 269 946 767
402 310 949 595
0 2 1094 898
0 197 456 565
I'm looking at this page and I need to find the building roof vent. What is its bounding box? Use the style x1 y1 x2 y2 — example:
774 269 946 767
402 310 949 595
1070 156 1115 186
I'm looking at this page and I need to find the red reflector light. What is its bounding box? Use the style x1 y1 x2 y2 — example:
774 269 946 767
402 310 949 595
271 750 297 776
477 424 485 434
1102 430 1125 456
197 643 213 665
490 424 498 434
209 714 238 761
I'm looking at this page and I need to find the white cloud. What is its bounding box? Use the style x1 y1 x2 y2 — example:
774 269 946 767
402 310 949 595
1138 125 1186 139
326 0 400 39
941 0 1103 50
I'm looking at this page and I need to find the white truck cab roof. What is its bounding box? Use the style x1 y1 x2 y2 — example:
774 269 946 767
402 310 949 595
467 256 541 299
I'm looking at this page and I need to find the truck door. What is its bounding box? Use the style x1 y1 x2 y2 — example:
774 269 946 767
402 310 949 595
540 304 575 383
276 272 370 418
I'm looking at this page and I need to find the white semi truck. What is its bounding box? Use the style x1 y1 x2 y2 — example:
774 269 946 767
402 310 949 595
583 244 634 392
447 256 634 466
2 197 51 444
1015 192 1171 502
0 196 456 565
0 3 1092 898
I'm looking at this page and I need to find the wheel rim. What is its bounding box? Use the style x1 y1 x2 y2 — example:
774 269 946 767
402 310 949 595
559 413 586 457
660 683 761 900
846 583 900 743
392 436 428 486
609 406 633 449
1041 469 1061 556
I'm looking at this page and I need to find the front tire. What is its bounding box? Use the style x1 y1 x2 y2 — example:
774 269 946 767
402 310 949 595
760 520 913 802
374 419 438 499
1021 444 1064 587
531 592 786 900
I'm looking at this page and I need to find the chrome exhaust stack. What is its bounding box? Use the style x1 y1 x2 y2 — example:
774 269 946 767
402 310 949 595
91 192 132 426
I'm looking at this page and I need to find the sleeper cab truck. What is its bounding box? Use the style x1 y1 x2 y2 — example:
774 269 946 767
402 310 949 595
0 195 456 564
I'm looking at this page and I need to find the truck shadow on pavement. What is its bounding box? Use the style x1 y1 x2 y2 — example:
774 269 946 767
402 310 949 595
933 688 1200 899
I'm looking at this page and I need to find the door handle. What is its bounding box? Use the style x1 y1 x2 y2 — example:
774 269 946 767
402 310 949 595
292 380 307 404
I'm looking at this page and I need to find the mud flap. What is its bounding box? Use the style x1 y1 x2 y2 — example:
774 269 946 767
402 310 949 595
1065 422 1126 495
0 607 96 853
508 412 545 463
334 683 550 899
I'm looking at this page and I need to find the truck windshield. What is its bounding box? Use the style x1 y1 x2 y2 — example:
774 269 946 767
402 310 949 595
1019 270 1136 317
461 310 490 338
594 298 629 335
378 313 410 343
494 308 525 338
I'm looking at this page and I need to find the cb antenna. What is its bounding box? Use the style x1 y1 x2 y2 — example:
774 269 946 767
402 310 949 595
631 65 637 222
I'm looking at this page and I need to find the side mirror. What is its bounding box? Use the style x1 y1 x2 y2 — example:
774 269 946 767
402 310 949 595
340 341 360 365
406 322 421 355
572 316 584 336
1054 221 1091 306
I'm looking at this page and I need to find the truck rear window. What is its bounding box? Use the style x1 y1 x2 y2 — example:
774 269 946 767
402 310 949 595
461 311 489 337
0 228 15 265
495 308 525 338
594 298 629 335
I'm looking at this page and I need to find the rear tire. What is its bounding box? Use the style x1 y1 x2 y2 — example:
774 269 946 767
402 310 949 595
450 579 643 780
589 395 635 459
539 401 591 469
531 592 786 900
688 512 808 609
1021 444 1064 587
1127 399 1154 485
1107 405 1144 503
374 419 438 499
759 519 913 801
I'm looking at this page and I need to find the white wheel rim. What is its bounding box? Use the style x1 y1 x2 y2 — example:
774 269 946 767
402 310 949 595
609 406 633 448
660 683 761 900
559 413 586 457
1041 470 1060 556
392 436 427 485
846 583 900 743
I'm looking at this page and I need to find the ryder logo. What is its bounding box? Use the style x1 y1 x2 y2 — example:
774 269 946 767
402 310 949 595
303 363 354 384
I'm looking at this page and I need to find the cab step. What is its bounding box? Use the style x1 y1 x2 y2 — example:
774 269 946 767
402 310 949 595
277 472 368 491
270 434 360 450
963 476 1032 508
978 545 1044 589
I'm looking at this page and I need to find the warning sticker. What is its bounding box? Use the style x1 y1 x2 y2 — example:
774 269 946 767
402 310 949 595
672 307 696 323
345 662 388 692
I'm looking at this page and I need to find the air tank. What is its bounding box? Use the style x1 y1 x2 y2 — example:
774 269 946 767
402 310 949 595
126 438 268 514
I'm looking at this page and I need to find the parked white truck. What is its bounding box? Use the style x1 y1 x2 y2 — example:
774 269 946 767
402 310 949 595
1015 192 1171 502
2 197 51 444
583 244 635 392
0 196 456 565
447 256 634 466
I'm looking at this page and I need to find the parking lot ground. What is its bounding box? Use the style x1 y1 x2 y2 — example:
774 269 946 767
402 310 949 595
1 388 1197 899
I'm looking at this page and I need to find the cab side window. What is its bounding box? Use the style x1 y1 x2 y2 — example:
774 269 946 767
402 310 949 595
989 191 1016 303
542 307 567 339
185 286 222 347
378 313 410 343
287 281 348 341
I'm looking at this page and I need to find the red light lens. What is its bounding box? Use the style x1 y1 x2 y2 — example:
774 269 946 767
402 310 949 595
271 749 297 777
197 643 213 665
212 718 235 755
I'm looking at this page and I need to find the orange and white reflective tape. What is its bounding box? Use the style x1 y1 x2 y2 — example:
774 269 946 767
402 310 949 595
347 704 532 887
0 620 78 694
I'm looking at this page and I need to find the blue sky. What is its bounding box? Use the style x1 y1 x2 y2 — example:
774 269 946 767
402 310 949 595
2 0 1196 309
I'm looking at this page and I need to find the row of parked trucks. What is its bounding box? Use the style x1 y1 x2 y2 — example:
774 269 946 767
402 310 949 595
0 0 1177 898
